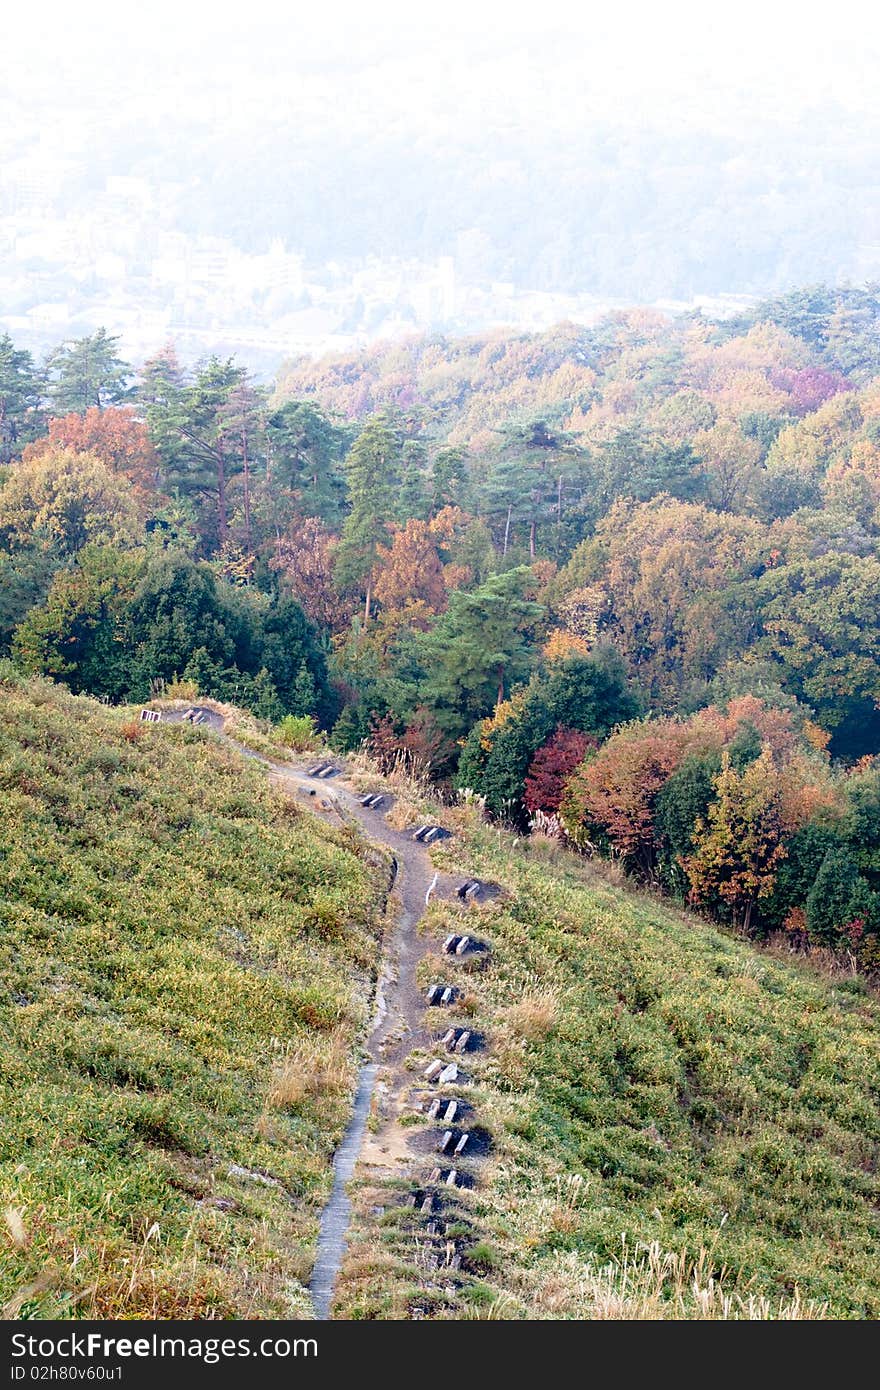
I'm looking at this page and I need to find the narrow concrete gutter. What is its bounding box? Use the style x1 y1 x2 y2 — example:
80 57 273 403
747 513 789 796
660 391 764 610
309 1056 381 1319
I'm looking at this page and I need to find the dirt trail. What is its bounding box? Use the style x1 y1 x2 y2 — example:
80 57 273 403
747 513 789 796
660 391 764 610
145 700 482 1319
267 761 466 1318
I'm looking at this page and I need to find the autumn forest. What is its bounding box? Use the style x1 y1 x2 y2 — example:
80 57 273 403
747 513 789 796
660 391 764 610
3 282 880 971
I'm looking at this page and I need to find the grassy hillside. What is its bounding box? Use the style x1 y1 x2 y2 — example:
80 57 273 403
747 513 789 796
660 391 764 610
338 817 880 1320
0 673 390 1318
4 677 879 1321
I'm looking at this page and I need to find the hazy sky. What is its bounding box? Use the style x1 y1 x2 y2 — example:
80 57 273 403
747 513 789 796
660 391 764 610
5 1 880 128
4 0 880 362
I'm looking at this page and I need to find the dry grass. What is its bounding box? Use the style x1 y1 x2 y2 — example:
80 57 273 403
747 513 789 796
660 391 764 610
347 748 437 829
264 1027 353 1112
5 1208 28 1249
2 1183 321 1320
384 793 424 832
344 749 388 796
545 1174 592 1236
485 984 563 1086
764 932 872 987
455 989 481 1018
502 989 560 1041
377 748 437 794
2 1218 238 1321
583 853 628 888
456 1291 522 1319
529 1240 830 1320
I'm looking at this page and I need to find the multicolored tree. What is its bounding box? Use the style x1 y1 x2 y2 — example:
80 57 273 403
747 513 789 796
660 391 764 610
682 748 787 932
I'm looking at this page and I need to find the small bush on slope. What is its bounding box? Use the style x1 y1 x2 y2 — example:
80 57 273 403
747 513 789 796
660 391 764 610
0 674 387 1318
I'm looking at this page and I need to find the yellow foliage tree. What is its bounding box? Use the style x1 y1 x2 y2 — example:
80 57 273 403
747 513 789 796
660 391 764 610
683 748 787 932
0 446 141 557
543 628 590 663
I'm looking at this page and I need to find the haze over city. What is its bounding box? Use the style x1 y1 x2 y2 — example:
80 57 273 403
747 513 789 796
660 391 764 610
3 2 880 373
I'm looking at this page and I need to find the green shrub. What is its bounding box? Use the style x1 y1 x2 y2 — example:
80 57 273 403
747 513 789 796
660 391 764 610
278 713 319 751
466 1241 501 1271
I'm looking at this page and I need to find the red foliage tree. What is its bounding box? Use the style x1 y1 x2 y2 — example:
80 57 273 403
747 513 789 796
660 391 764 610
400 707 450 774
560 719 689 869
771 366 852 416
271 515 350 631
367 713 401 773
367 708 449 777
524 726 595 814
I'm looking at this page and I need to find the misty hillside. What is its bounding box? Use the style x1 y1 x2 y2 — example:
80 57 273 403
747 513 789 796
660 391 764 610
4 11 880 365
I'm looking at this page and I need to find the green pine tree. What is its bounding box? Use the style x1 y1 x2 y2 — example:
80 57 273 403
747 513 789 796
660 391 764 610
141 355 262 554
290 660 318 717
46 328 132 414
334 411 403 625
806 847 861 945
0 333 43 463
430 446 469 515
330 703 370 752
397 440 430 521
182 645 225 699
247 668 285 722
419 566 544 739
266 400 346 525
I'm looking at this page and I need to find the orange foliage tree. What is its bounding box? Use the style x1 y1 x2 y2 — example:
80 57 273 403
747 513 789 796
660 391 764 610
371 506 466 637
579 497 763 706
24 407 159 495
542 628 590 664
